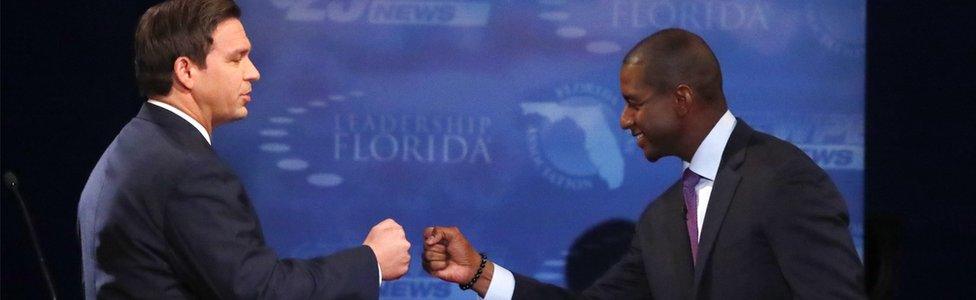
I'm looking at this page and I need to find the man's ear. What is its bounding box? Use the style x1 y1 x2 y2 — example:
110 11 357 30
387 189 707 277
673 84 693 116
173 56 197 90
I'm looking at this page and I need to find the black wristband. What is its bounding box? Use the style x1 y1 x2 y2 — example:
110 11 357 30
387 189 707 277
459 252 488 290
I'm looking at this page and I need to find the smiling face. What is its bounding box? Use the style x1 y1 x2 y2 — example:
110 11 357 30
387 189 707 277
192 18 260 126
618 63 682 162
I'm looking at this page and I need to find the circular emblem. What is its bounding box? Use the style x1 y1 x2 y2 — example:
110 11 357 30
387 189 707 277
522 83 625 190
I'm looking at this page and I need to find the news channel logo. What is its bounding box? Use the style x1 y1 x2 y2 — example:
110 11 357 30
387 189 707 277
270 0 491 27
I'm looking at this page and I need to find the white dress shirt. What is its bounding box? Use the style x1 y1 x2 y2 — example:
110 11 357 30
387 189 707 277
482 111 737 299
147 100 387 285
684 110 736 242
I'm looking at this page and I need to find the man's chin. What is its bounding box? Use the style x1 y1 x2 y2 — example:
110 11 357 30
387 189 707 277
233 107 248 120
642 149 663 162
217 109 248 126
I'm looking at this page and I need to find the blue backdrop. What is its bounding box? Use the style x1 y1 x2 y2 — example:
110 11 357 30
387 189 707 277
218 1 864 298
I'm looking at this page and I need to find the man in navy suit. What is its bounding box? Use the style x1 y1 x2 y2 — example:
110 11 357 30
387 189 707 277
78 0 411 298
422 29 866 299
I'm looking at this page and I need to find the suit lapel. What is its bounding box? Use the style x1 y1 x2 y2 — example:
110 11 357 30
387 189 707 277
690 120 754 297
658 182 695 293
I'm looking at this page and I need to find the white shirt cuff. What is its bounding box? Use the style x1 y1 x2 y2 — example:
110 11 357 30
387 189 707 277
377 263 383 286
481 263 514 300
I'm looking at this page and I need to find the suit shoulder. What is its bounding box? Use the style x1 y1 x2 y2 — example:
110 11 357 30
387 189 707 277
743 129 825 177
85 117 224 193
117 118 198 169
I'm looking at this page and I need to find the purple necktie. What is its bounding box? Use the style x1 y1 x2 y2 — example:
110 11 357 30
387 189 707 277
682 168 701 265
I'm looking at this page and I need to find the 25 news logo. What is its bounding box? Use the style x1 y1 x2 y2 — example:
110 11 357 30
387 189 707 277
757 113 863 170
271 0 491 26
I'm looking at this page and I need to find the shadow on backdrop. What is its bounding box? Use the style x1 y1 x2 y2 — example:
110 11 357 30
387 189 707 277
565 219 636 292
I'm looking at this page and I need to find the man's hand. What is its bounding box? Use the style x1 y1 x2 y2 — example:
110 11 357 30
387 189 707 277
363 219 411 280
423 226 494 296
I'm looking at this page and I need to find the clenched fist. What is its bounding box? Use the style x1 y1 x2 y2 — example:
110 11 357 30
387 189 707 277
363 219 411 280
423 226 494 296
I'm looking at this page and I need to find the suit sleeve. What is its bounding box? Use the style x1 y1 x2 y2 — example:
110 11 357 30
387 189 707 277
511 232 651 300
765 159 866 300
162 161 379 299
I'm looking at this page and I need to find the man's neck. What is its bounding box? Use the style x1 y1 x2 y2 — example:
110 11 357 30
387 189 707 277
678 108 726 162
154 94 214 134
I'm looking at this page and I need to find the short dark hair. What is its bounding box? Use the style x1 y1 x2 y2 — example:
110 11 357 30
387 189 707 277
134 0 241 97
623 28 724 102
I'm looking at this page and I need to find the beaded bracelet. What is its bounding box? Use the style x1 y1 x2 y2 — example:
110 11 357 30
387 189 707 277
459 253 488 290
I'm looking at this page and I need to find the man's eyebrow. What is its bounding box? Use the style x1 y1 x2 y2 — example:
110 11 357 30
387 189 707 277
227 45 250 57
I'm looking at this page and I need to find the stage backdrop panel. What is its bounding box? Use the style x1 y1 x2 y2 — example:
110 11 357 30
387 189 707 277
220 1 864 298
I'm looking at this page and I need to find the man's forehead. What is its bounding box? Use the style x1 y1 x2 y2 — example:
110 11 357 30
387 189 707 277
624 54 646 65
211 19 250 50
620 63 646 77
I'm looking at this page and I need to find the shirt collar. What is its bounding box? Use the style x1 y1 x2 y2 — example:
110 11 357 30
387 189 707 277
683 110 736 181
147 99 212 145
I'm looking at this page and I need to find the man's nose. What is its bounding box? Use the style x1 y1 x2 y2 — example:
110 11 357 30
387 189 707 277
244 57 260 81
619 107 633 130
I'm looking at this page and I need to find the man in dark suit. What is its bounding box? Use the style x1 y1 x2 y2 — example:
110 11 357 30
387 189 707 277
421 28 866 299
78 0 411 298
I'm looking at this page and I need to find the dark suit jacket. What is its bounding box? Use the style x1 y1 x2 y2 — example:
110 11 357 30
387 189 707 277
513 120 865 299
79 104 378 299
